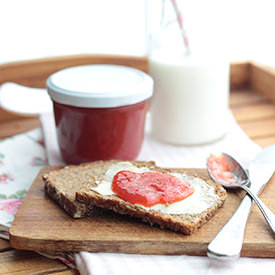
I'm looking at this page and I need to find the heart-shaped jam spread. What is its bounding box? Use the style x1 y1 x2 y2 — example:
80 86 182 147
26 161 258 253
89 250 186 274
112 171 194 207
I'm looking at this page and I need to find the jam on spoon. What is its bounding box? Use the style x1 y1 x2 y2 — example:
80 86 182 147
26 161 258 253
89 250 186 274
207 153 275 234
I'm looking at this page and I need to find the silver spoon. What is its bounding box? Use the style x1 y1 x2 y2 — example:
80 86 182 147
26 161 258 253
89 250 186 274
207 153 275 234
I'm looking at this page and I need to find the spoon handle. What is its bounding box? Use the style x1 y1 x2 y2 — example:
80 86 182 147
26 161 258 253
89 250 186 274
242 185 275 234
207 195 253 261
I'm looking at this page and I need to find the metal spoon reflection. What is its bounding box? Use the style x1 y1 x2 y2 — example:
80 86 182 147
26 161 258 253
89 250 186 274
207 153 275 234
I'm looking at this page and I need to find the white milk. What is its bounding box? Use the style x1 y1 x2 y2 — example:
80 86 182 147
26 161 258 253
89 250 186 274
148 52 230 145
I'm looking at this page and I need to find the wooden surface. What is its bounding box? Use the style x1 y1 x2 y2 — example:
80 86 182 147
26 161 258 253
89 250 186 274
9 167 275 257
250 62 275 103
0 55 274 273
230 89 275 147
0 54 148 88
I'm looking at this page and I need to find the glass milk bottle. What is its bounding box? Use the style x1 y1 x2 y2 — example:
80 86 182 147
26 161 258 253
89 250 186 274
147 0 230 145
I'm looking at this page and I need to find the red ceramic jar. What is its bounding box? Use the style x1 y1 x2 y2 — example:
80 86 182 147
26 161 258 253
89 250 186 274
47 65 153 164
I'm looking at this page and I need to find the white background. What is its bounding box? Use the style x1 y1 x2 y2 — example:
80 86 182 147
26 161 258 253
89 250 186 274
0 0 275 66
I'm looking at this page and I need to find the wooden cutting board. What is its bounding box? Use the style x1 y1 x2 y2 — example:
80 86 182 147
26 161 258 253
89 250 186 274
9 166 275 257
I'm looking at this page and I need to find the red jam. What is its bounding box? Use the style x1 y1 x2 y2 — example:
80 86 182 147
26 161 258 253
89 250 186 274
53 100 148 164
111 171 194 207
207 154 237 183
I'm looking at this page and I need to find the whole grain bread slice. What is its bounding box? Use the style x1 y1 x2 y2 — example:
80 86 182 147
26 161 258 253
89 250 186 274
42 160 154 218
43 161 114 218
75 161 227 234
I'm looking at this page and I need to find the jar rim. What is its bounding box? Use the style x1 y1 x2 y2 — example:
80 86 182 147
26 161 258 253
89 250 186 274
47 64 153 108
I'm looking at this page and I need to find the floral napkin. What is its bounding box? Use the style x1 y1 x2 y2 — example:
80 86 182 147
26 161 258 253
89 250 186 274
0 128 77 268
0 129 46 235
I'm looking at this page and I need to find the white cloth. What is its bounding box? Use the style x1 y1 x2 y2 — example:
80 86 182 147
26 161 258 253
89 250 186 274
39 111 275 275
75 252 275 275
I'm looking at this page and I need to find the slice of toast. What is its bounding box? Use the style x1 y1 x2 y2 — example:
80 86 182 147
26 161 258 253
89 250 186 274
42 160 154 218
75 161 227 234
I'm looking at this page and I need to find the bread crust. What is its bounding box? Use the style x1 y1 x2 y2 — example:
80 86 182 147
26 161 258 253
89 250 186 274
44 175 95 218
43 161 108 218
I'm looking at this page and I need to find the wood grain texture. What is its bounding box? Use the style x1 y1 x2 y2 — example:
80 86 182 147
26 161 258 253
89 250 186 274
230 61 250 90
0 54 148 88
239 118 275 138
0 239 11 252
9 167 275 257
0 250 70 274
0 118 40 139
0 108 23 122
229 89 269 107
250 62 275 103
232 103 275 122
0 56 251 89
51 271 79 275
230 88 275 147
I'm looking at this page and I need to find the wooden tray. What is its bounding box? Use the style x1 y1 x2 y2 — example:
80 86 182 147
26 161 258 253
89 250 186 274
9 166 275 257
1 54 274 274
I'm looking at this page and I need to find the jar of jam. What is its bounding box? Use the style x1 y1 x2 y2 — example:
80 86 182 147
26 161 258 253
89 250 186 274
47 64 153 164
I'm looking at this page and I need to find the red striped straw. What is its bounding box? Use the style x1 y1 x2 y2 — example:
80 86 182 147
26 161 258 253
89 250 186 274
171 0 191 55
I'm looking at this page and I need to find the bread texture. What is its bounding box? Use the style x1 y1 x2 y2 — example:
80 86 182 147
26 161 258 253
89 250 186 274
43 160 154 218
43 161 115 218
74 160 227 234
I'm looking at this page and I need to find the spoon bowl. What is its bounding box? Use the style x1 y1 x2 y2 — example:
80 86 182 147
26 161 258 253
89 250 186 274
207 152 275 234
207 153 249 188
